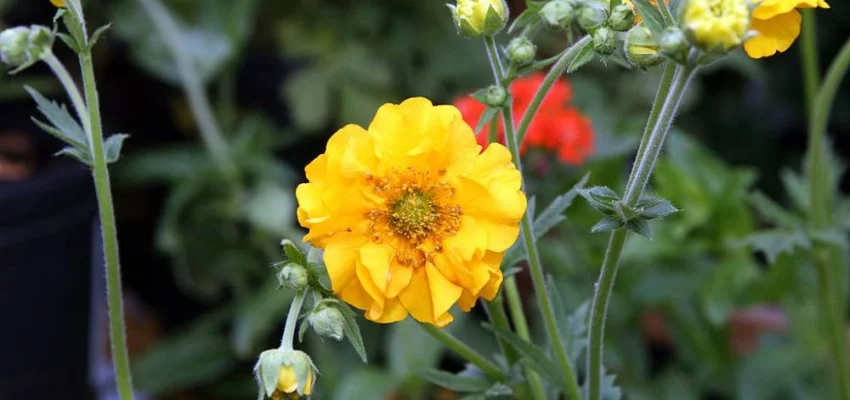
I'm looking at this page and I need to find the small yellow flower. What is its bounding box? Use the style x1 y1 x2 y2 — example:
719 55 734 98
450 0 508 37
744 0 830 58
683 0 750 51
50 0 65 7
272 366 313 399
296 98 526 327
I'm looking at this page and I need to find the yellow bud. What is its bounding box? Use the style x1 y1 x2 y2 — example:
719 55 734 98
255 349 317 399
449 0 509 37
683 0 750 52
50 0 65 7
625 23 663 69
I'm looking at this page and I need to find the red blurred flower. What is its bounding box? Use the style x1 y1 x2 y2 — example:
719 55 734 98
453 72 595 165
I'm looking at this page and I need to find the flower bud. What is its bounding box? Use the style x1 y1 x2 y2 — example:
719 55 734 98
485 85 507 107
577 1 608 32
593 27 616 56
255 349 317 399
608 3 636 31
660 26 689 63
539 0 574 29
449 0 509 37
0 27 31 66
308 302 346 341
507 37 536 65
683 0 749 52
625 23 662 69
50 0 66 7
277 262 309 290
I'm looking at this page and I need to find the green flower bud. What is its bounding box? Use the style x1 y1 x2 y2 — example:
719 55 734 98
254 349 317 399
625 23 663 69
0 27 31 66
608 3 636 31
277 262 309 290
593 26 616 56
577 2 608 32
507 37 536 65
449 0 509 37
308 302 346 341
539 0 575 29
660 26 689 63
485 85 507 107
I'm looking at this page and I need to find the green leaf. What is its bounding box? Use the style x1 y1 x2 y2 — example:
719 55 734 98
422 369 492 392
484 324 569 391
633 0 666 35
634 197 679 220
244 181 296 236
601 372 623 400
568 39 596 73
626 218 653 239
56 32 81 53
338 302 369 363
55 146 92 165
88 23 113 48
579 185 620 214
283 67 330 131
737 230 811 264
809 228 847 249
282 240 307 267
591 215 624 233
476 106 500 135
747 191 801 229
25 86 87 149
104 133 130 163
779 169 810 214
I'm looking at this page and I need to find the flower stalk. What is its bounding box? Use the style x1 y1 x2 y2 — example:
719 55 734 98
484 35 583 400
420 324 507 382
807 35 850 400
280 290 307 350
587 63 698 400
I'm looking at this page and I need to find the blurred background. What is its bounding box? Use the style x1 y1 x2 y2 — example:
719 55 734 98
2 0 850 399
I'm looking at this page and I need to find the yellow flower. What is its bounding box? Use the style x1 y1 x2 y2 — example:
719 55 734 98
296 97 526 327
620 0 667 24
272 366 313 399
50 0 65 7
450 0 508 37
744 0 830 58
683 0 750 51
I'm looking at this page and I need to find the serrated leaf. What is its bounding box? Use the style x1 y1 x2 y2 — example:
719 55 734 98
338 303 368 363
633 0 665 35
89 23 112 48
779 169 810 214
422 369 492 392
810 228 847 248
484 324 569 391
476 106 500 135
635 197 679 220
591 215 624 233
56 32 81 53
579 186 620 214
601 372 623 400
484 382 513 396
56 146 92 165
547 276 588 361
104 133 130 163
747 191 801 229
282 240 307 267
568 40 596 73
626 219 653 239
737 230 811 264
25 86 87 148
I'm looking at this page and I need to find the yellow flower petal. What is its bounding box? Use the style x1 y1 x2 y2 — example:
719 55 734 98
277 366 298 393
752 0 828 19
50 0 65 7
745 9 802 58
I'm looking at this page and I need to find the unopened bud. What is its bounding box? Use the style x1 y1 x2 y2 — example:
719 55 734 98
308 302 346 341
449 0 509 37
660 26 689 63
277 263 309 290
539 0 574 29
593 27 616 56
255 349 317 399
577 2 608 32
608 3 636 31
485 85 507 106
625 23 662 69
0 27 31 66
507 37 536 65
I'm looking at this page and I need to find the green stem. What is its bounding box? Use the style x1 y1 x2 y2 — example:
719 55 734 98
516 36 592 145
800 10 820 117
483 293 519 364
79 30 136 400
808 36 850 400
420 324 507 382
42 53 89 134
280 290 307 350
136 0 236 176
483 35 550 400
587 65 697 400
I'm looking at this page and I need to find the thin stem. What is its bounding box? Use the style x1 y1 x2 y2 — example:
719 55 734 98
136 0 236 176
800 10 820 117
484 36 505 80
624 62 677 194
587 65 697 400
516 36 592 144
79 34 136 400
807 36 850 400
502 278 548 399
42 53 89 135
419 324 507 382
280 290 307 350
483 291 519 364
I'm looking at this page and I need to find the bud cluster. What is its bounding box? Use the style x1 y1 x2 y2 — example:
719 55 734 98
0 25 53 70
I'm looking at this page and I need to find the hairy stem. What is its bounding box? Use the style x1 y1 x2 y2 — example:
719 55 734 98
420 324 507 382
280 290 307 350
800 10 820 116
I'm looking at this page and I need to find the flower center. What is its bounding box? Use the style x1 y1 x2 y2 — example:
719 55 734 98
366 168 462 267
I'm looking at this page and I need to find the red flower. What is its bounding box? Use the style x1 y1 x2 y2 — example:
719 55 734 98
453 72 595 166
